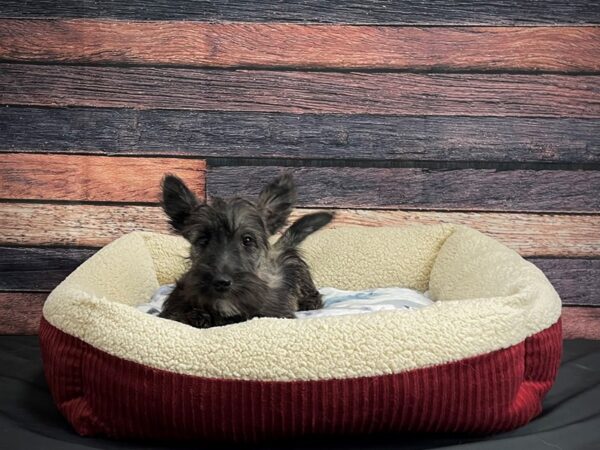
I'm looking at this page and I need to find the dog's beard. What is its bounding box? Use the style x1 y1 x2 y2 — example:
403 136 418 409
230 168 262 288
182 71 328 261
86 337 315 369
188 265 272 318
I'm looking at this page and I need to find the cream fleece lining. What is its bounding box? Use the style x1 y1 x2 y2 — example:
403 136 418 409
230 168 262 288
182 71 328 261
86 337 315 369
43 225 561 382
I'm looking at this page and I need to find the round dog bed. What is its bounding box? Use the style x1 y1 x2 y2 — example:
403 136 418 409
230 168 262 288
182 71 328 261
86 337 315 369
39 224 562 441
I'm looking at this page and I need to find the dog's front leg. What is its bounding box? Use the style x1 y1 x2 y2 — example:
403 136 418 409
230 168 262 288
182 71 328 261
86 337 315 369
186 308 213 329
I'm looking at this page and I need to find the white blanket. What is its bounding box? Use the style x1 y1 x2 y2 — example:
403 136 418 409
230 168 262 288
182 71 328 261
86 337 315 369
138 284 433 319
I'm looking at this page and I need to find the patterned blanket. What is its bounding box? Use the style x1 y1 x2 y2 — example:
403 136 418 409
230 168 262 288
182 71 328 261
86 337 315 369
137 284 433 319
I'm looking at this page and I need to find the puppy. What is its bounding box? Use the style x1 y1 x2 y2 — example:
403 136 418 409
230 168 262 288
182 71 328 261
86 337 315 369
158 173 333 328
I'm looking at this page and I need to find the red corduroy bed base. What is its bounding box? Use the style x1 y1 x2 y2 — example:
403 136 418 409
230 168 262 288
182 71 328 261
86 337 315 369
39 317 562 442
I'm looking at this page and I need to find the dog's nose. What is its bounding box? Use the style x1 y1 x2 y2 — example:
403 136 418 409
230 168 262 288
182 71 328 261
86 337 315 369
213 276 232 292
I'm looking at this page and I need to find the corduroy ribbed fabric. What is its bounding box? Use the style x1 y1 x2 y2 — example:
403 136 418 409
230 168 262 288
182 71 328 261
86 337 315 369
39 317 562 442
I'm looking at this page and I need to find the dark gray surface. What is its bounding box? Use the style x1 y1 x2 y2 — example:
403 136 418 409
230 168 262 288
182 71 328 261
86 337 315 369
0 337 598 450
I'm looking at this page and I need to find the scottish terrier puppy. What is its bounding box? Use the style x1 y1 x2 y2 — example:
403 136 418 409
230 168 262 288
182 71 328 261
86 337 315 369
158 173 333 329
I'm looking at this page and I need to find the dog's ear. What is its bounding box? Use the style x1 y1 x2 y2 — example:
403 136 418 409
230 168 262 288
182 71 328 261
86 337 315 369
277 212 334 249
161 174 202 233
257 172 297 235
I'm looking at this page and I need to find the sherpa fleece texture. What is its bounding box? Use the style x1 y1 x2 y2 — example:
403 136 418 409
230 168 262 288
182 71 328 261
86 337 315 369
42 224 561 382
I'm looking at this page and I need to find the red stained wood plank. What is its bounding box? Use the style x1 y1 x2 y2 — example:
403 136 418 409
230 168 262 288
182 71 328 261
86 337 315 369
2 64 598 117
1 21 599 72
0 292 45 335
562 307 600 340
1 203 599 258
0 153 205 202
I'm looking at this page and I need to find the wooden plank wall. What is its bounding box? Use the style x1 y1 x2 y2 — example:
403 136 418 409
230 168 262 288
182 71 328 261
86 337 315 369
0 1 598 338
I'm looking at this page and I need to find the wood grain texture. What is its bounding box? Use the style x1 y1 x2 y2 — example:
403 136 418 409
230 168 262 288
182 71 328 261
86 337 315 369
0 245 597 305
1 0 598 24
2 21 599 72
0 203 170 247
1 203 599 258
0 293 45 335
2 65 599 117
3 108 600 164
208 167 600 212
0 246 96 291
530 258 600 306
0 153 206 202
562 307 600 340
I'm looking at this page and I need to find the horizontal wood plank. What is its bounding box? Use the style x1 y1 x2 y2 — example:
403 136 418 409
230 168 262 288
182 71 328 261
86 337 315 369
0 246 96 291
208 167 600 212
0 293 45 335
1 203 169 247
2 108 599 164
561 307 600 340
0 246 597 305
0 153 206 202
1 203 599 258
529 258 600 306
2 65 599 117
2 21 599 72
1 0 598 24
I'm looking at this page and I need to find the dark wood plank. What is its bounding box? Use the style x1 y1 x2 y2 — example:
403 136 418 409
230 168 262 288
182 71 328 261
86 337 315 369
0 0 598 24
562 307 600 340
2 65 598 117
0 153 206 202
0 246 597 306
2 21 599 72
208 167 600 212
3 203 599 257
0 247 96 291
530 258 600 306
2 108 600 164
0 292 45 335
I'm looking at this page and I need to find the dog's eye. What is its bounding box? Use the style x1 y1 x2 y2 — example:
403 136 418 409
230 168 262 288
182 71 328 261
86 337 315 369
242 235 255 247
195 234 209 247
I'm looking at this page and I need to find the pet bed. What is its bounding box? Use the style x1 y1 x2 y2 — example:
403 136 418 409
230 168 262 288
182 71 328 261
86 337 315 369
39 224 562 442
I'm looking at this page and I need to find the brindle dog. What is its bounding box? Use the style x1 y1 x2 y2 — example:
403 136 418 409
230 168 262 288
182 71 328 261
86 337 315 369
158 173 333 328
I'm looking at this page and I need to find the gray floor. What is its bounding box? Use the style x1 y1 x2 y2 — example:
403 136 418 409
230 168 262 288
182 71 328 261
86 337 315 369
0 337 598 450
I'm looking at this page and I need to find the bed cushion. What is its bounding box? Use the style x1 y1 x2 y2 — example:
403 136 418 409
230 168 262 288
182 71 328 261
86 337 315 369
39 224 562 441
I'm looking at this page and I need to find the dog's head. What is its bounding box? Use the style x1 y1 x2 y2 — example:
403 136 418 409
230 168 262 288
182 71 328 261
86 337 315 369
161 173 301 300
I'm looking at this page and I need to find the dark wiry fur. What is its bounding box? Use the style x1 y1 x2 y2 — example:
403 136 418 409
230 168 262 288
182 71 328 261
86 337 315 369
158 173 333 328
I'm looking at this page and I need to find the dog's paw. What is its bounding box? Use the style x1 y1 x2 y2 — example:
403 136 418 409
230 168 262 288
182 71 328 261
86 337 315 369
187 309 213 329
297 291 324 311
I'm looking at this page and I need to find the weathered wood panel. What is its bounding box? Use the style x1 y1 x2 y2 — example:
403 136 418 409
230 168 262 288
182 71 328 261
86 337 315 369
2 21 599 72
0 203 169 247
530 258 600 306
0 153 206 202
2 65 599 117
0 246 96 291
1 0 598 24
1 203 599 258
2 108 600 164
208 167 600 212
562 307 600 340
0 293 45 335
0 246 597 305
